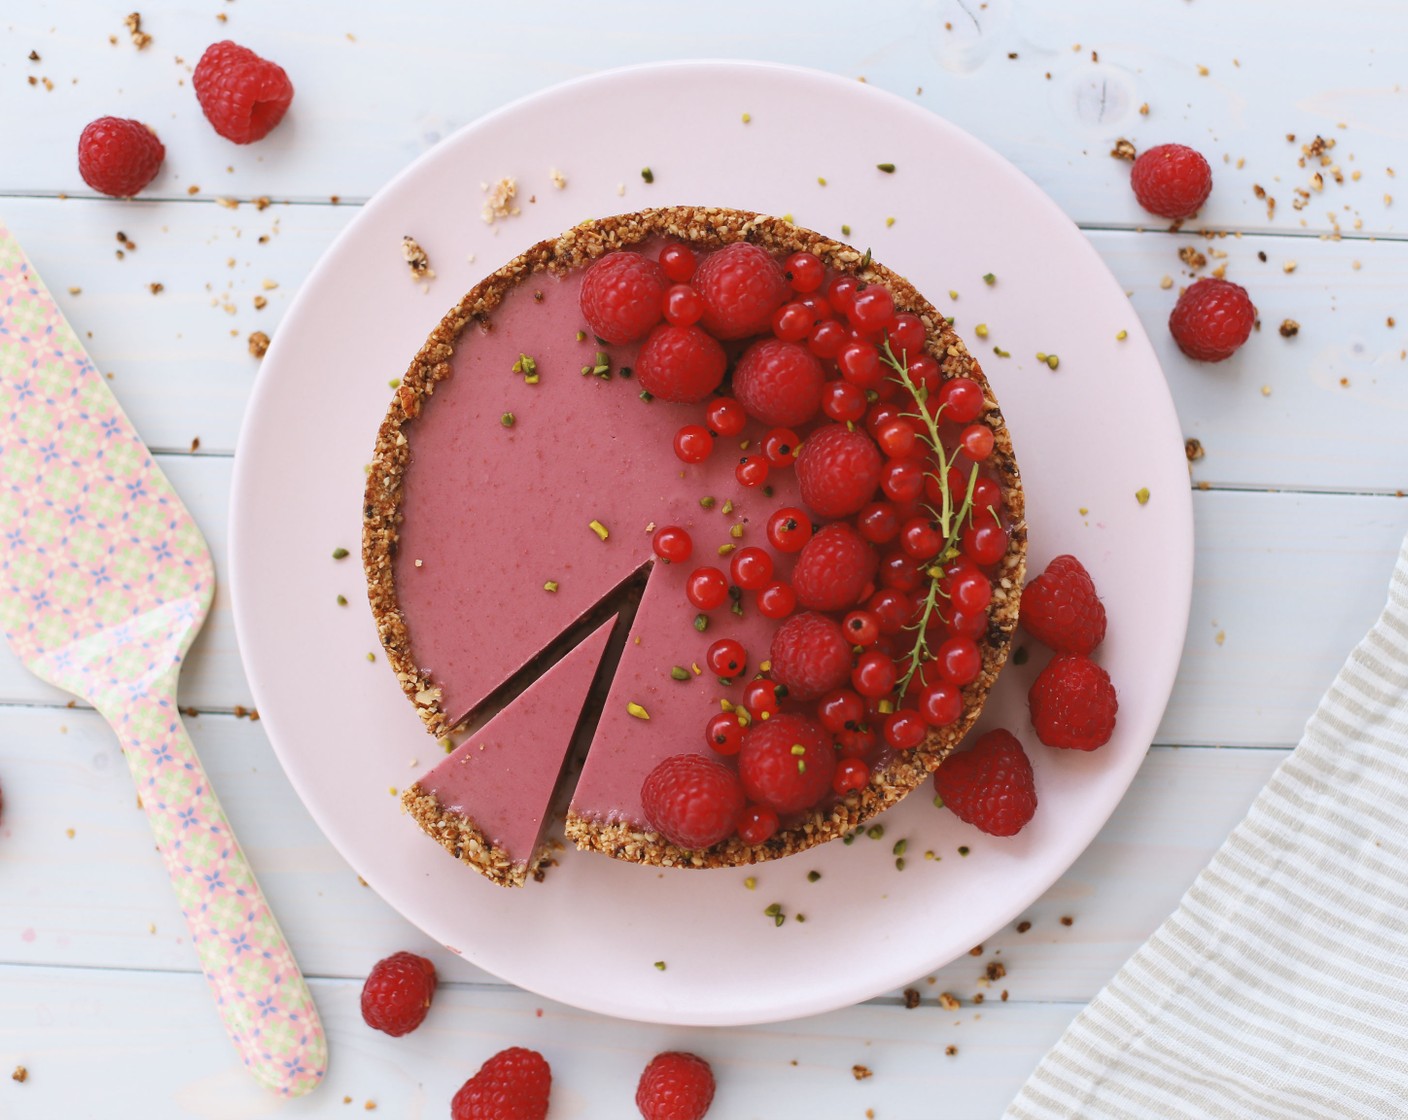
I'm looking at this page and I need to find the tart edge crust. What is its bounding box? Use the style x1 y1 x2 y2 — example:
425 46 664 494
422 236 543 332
365 206 1027 875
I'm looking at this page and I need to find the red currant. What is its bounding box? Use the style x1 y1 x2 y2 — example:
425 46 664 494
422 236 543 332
736 455 769 487
856 501 901 544
766 507 813 553
868 589 916 634
771 301 815 343
900 518 943 560
651 525 693 564
673 424 713 464
887 312 926 357
706 397 747 437
838 339 882 388
706 638 748 679
849 286 896 333
951 569 991 613
686 567 729 610
742 678 783 720
817 688 864 733
730 546 774 590
820 378 867 422
936 635 982 685
737 803 779 845
798 293 832 321
865 402 904 439
706 711 744 755
663 284 705 327
880 458 925 503
784 252 825 293
808 319 848 360
762 427 801 468
949 607 989 639
842 610 880 647
756 580 797 619
879 551 924 594
851 649 897 698
919 681 963 726
938 378 984 423
659 242 696 282
826 275 859 317
971 476 1002 515
960 423 995 461
836 725 877 759
876 418 919 460
833 757 870 795
963 516 1008 566
908 353 941 397
884 709 926 750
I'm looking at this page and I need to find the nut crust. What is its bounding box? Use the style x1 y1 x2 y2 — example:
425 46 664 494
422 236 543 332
365 206 1026 874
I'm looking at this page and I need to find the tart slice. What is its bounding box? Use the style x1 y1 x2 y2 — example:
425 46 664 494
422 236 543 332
367 206 1025 878
400 615 615 887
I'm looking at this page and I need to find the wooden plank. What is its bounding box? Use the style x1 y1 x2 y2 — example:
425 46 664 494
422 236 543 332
0 0 1402 240
0 963 1079 1119
2 201 1406 489
0 692 1285 996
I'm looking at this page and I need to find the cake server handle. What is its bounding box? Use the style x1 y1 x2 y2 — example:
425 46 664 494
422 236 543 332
97 662 327 1097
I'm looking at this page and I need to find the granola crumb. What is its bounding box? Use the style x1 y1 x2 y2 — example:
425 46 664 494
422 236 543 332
248 331 270 359
190 436 201 452
401 235 434 281
852 1065 872 1081
1139 101 1149 115
67 286 81 295
187 184 200 195
969 944 983 957
124 12 152 49
1178 246 1207 271
1016 920 1031 933
973 992 985 1004
253 294 267 310
549 167 567 190
985 961 1006 981
1001 989 1009 1001
1060 915 1074 927
1159 275 1173 290
1279 318 1299 338
945 1045 958 1057
1282 260 1297 273
11 1066 27 1084
903 988 921 1009
1185 438 1205 461
1110 138 1136 162
939 992 960 1011
148 282 163 295
482 177 519 224
254 195 271 210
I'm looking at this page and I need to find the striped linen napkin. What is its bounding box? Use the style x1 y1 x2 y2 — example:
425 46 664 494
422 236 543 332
1007 539 1408 1120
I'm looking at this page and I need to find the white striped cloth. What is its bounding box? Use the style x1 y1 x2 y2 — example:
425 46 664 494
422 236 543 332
1007 540 1408 1120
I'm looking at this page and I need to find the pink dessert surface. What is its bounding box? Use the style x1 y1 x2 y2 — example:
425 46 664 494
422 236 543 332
413 614 615 873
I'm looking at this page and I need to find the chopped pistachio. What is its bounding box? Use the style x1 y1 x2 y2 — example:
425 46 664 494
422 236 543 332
744 876 757 890
717 542 736 556
332 547 349 560
982 272 997 285
501 412 515 428
807 870 821 883
896 858 906 871
843 831 856 845
1116 329 1128 341
336 594 348 606
512 353 539 383
388 377 401 389
877 698 895 714
699 496 716 510
365 652 376 662
790 744 807 756
867 824 885 840
654 960 667 971
817 176 827 186
741 112 752 123
764 902 782 917
841 223 852 236
933 795 944 809
974 323 989 338
1135 487 1151 505
627 701 650 720
730 598 744 617
860 248 872 270
1012 645 1029 666
575 329 587 342
721 499 735 515
893 839 908 856
1045 354 1060 370
694 614 709 633
641 167 655 183
796 759 807 774
958 845 970 856
670 666 690 682
691 662 702 675
877 162 896 173
993 346 1010 358
588 519 609 541
729 523 745 539
543 580 559 593
639 390 654 402
885 216 896 228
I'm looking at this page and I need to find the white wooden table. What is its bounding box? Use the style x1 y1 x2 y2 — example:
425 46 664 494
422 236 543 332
2 2 1405 1116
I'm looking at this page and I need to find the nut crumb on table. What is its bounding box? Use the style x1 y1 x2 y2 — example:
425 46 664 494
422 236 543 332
124 11 152 49
852 1065 872 1081
482 177 519 224
248 331 270 358
11 1065 26 1084
401 235 434 282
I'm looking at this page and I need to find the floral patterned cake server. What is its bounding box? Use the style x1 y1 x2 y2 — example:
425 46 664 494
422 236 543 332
0 223 326 1097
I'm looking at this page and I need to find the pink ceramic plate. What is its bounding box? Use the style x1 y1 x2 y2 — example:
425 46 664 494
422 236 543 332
230 61 1192 1026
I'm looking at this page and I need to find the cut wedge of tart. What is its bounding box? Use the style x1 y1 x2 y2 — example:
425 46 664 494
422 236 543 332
365 206 1025 883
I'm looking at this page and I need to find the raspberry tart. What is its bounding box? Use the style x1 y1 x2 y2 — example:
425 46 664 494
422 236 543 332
364 206 1025 884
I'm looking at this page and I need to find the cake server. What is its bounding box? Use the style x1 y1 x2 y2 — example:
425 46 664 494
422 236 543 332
0 223 326 1097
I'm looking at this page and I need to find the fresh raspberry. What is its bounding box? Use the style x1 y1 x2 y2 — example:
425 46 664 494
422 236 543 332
359 951 437 1037
76 117 165 198
641 754 745 849
1021 554 1107 655
1028 654 1118 750
1169 277 1256 362
636 324 727 403
451 1047 552 1120
738 713 836 815
694 242 789 340
795 424 883 519
579 251 667 344
636 1051 716 1120
791 523 878 612
192 41 294 144
1129 143 1213 220
934 729 1038 837
769 612 853 702
731 338 825 427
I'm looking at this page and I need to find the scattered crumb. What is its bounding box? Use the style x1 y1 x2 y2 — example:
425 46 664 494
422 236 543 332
1178 246 1207 271
1279 319 1299 338
261 278 279 291
1016 920 1031 934
253 294 267 310
903 988 920 1009
1159 275 1173 290
67 286 81 296
1185 438 1204 461
1110 138 1136 162
65 828 75 839
148 282 163 295
1060 915 1074 927
12 1066 27 1084
1261 384 1272 397
363 1103 376 1112
247 331 270 359
852 1065 872 1081
124 11 152 49
1216 630 1226 646
939 992 960 1011
969 945 983 957
482 177 519 224
973 992 985 1004
401 235 434 282
190 436 200 452
1283 260 1297 273
187 184 200 195
945 1045 958 1057
985 961 1006 981
549 167 567 190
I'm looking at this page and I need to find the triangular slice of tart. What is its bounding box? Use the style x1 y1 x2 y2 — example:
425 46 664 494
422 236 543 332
401 614 615 887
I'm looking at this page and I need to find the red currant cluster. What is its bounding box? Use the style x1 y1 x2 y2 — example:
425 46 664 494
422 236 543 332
580 237 1014 853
